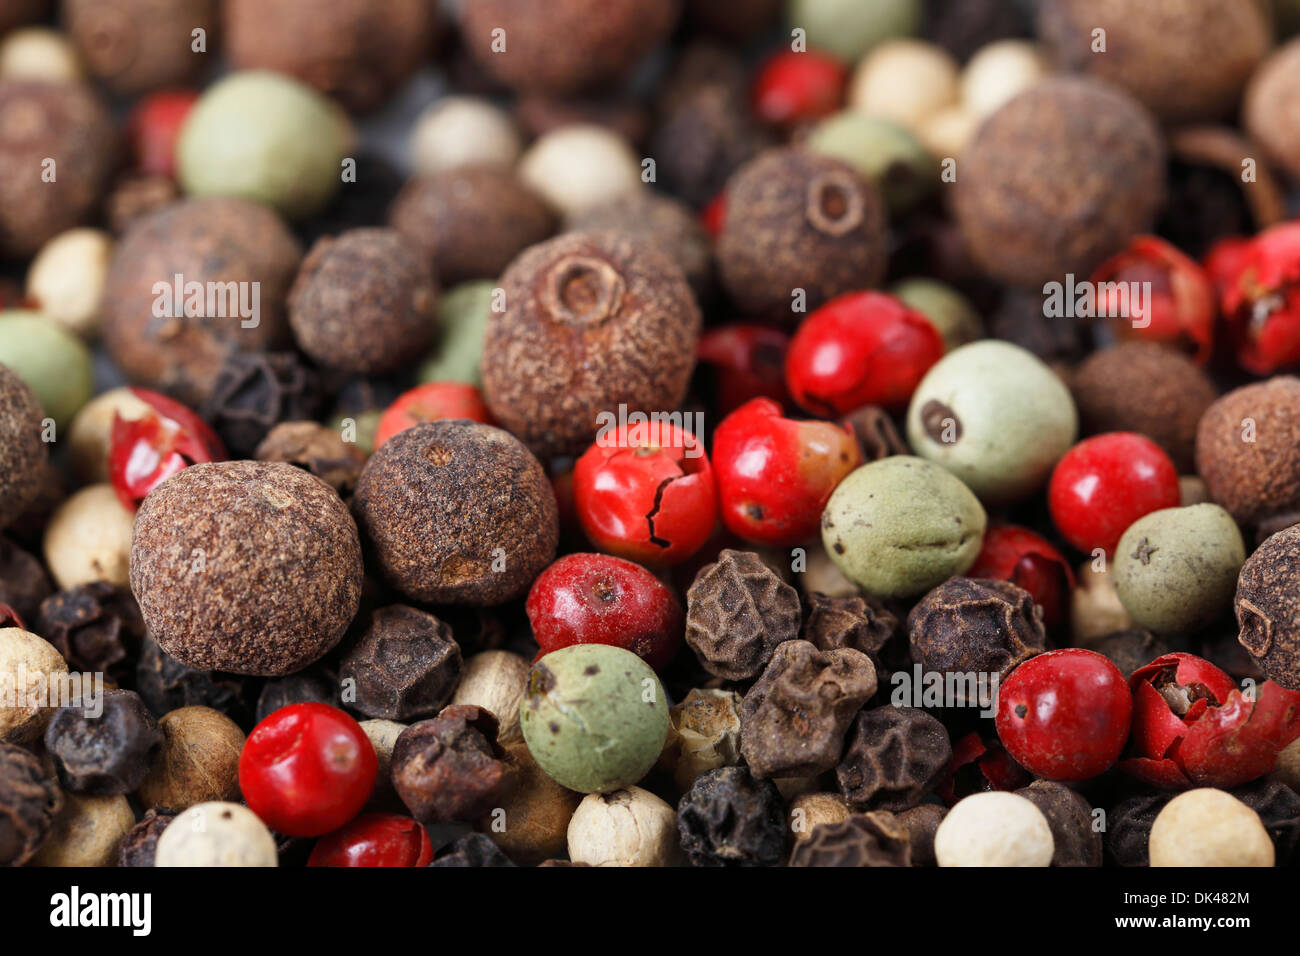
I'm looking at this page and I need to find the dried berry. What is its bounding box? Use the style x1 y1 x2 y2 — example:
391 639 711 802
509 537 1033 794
65 0 215 94
841 405 909 463
677 766 786 867
135 636 254 728
489 741 582 865
255 667 341 724
1234 778 1300 865
716 148 887 322
652 76 770 207
740 641 877 779
0 536 51 621
254 421 366 496
35 583 144 685
1093 628 1177 679
138 706 243 811
43 689 162 795
801 591 898 667
836 706 952 811
117 807 176 867
0 739 61 866
480 231 702 459
391 704 515 825
1016 779 1102 867
352 420 558 606
341 605 463 721
1105 791 1170 867
1235 524 1300 690
907 578 1046 703
659 688 743 792
788 811 912 867
429 831 517 867
685 549 801 681
0 365 47 530
200 351 324 459
895 803 946 867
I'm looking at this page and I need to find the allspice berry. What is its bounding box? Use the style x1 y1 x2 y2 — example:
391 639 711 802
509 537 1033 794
0 363 47 530
130 461 363 676
352 420 558 605
1148 788 1274 867
953 77 1164 287
481 231 702 458
716 148 887 321
1234 524 1300 691
0 739 62 866
340 605 462 721
449 650 531 743
64 0 217 94
136 706 245 811
567 786 681 867
488 741 582 866
288 228 437 376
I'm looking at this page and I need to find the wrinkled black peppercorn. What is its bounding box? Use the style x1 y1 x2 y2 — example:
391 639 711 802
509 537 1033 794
43 690 162 795
0 537 51 623
1234 778 1300 865
836 706 952 812
0 740 62 866
200 351 325 458
895 803 946 867
391 705 515 824
118 807 176 867
1106 792 1172 867
135 636 256 729
340 605 463 721
801 591 898 683
685 549 800 681
256 666 341 724
788 812 912 867
429 832 516 867
677 766 786 867
35 583 145 686
1094 628 1178 679
1016 780 1102 867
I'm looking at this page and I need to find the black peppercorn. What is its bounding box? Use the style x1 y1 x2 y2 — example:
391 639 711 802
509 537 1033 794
254 421 366 497
0 739 62 866
200 351 325 459
1093 628 1178 679
35 583 145 687
256 666 341 724
135 636 256 729
429 832 517 868
0 536 51 622
43 689 162 795
1233 778 1300 866
117 807 176 867
1016 780 1102 867
836 706 952 812
801 591 898 670
788 812 912 867
391 704 516 825
685 549 801 681
1106 791 1172 867
340 605 463 721
677 766 786 867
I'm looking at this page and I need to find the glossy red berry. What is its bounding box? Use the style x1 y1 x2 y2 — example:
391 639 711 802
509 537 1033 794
697 323 790 417
239 703 378 838
785 291 944 416
307 813 434 867
752 48 847 127
127 89 199 178
1047 432 1180 556
968 524 1075 630
996 649 1132 782
711 397 861 546
373 382 492 449
573 421 716 566
526 553 683 672
1220 221 1300 375
108 387 226 511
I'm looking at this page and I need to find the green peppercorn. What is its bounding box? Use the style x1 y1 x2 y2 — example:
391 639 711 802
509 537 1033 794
417 280 495 386
0 310 93 428
890 278 983 351
804 112 937 215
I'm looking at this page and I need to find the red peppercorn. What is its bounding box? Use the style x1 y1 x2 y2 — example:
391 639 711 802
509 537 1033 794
751 48 847 128
696 323 790 418
127 89 199 178
1047 432 1180 556
572 421 716 566
307 812 434 867
711 397 861 546
373 382 493 449
525 553 683 673
938 731 1032 805
1203 235 1252 298
108 387 226 511
700 192 727 240
968 524 1075 630
239 703 378 838
996 649 1132 782
784 291 944 416
1220 221 1300 374
1090 235 1215 365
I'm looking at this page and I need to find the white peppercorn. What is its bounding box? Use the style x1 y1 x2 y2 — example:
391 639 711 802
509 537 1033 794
136 706 244 811
0 627 69 745
0 27 82 83
449 650 531 744
518 124 644 218
1149 788 1274 867
25 228 112 337
31 792 134 867
961 40 1048 120
1069 562 1134 648
934 792 1055 867
849 40 959 133
658 688 743 792
154 801 278 867
42 483 134 590
359 717 406 810
788 792 852 844
567 787 681 867
409 96 522 175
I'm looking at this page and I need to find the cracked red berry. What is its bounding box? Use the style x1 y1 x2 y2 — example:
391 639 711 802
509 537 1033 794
374 382 492 449
1220 221 1300 375
108 387 226 511
968 524 1075 630
938 731 1031 805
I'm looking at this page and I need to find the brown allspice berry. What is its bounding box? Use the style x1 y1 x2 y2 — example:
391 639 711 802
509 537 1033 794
43 689 162 795
340 604 462 721
130 461 363 677
1234 524 1300 690
685 549 801 681
35 582 144 687
1246 38 1300 182
1016 779 1102 867
895 803 947 867
487 741 582 866
716 148 887 322
118 807 176 867
1195 376 1300 527
0 537 51 622
389 166 554 286
101 198 302 406
953 77 1165 288
836 706 952 812
0 80 116 257
64 0 218 95
135 705 244 811
459 0 679 96
481 231 702 459
224 0 436 113
1071 343 1218 473
0 364 48 530
391 704 516 825
0 738 62 866
788 811 912 867
352 420 558 606
254 421 366 496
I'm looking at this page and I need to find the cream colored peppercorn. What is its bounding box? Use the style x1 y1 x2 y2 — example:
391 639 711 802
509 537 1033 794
0 627 69 745
136 706 244 811
518 124 643 218
849 40 959 133
1069 562 1134 648
567 787 680 867
25 228 113 337
960 40 1048 120
489 742 582 865
1275 738 1300 793
43 483 134 589
917 104 978 159
155 802 278 867
449 650 530 743
360 718 406 809
658 688 743 792
788 792 851 843
935 792 1054 867
800 544 860 599
31 792 134 867
0 28 82 83
409 95 522 175
1149 788 1274 867
66 386 154 484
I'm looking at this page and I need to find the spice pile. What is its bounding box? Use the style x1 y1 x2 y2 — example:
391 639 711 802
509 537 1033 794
3 0 1300 869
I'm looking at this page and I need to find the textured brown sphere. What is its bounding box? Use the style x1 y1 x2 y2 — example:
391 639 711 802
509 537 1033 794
459 0 680 95
0 80 115 258
1038 0 1271 124
1235 525 1300 692
288 228 437 375
953 77 1164 288
0 364 47 530
135 705 244 811
716 148 887 321
1071 343 1217 473
481 231 702 458
130 461 363 676
63 0 218 95
352 420 558 606
100 198 302 406
1196 377 1300 527
388 166 554 286
1246 37 1300 182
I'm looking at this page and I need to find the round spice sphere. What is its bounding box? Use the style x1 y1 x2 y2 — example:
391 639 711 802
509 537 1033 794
100 198 302 406
0 362 46 530
787 0 921 63
42 484 134 590
789 792 852 843
25 227 113 337
353 420 557 605
567 786 680 867
0 27 82 84
64 0 214 94
934 792 1055 867
716 148 888 321
821 456 987 600
521 644 669 794
1196 377 1300 527
0 740 61 866
0 628 68 745
491 741 582 866
388 166 554 286
847 39 959 133
480 231 701 459
953 77 1164 288
1072 343 1218 473
358 718 405 811
44 690 162 795
803 113 937 216
30 792 135 867
224 0 436 113
136 706 245 811
1246 38 1300 181
409 96 522 176
1235 524 1300 690
288 228 437 376
517 125 644 219
1038 0 1271 124
891 278 982 351
0 310 93 428
906 340 1077 504
1148 788 1274 867
449 650 532 744
130 460 363 677
0 80 115 257
1112 504 1245 636
960 40 1048 121
176 70 349 220
154 801 278 867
